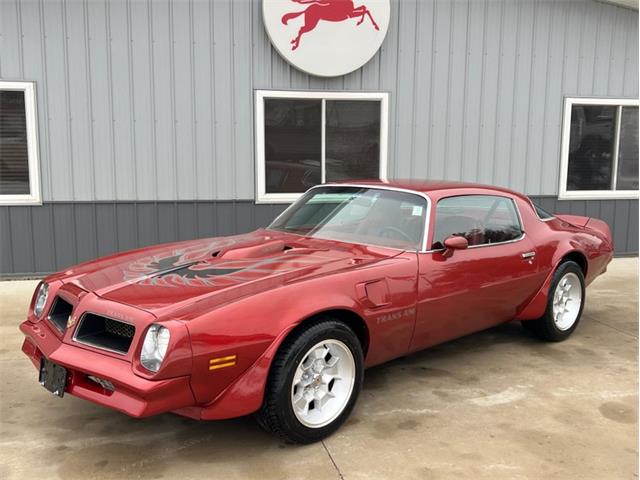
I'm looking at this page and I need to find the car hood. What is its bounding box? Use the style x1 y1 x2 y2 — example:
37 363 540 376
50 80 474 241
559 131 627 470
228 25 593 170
51 229 400 317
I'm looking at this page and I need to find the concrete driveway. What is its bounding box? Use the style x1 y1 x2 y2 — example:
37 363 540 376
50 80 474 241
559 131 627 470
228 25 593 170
1 258 637 480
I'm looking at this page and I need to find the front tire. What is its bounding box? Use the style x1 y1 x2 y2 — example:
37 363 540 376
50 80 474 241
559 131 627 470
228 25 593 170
256 317 364 444
522 260 585 342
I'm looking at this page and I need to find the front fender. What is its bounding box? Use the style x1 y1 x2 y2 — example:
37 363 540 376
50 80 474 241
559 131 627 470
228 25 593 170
179 282 363 419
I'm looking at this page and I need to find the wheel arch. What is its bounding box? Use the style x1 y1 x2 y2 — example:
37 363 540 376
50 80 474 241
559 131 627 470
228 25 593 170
286 308 370 358
516 247 588 321
559 250 588 277
194 306 370 420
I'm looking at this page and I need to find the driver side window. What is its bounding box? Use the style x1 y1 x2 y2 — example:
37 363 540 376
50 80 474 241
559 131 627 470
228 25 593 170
432 195 523 249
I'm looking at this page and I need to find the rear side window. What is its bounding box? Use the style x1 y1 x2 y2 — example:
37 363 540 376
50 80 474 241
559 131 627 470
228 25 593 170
432 195 523 249
530 200 555 220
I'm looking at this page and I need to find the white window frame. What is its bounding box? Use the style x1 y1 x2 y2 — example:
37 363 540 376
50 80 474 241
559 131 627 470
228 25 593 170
255 90 388 204
0 81 41 205
559 97 639 200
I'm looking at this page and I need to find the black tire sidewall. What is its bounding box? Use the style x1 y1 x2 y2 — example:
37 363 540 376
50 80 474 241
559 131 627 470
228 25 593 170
270 320 364 444
543 261 586 339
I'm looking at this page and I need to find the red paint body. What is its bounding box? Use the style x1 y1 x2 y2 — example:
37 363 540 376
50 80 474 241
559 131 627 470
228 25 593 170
19 181 613 420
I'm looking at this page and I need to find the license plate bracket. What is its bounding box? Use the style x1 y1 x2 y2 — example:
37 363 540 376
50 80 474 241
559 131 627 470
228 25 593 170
39 357 67 398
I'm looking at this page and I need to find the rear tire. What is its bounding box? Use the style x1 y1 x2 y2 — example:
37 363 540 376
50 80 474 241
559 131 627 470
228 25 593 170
256 317 364 444
521 260 585 342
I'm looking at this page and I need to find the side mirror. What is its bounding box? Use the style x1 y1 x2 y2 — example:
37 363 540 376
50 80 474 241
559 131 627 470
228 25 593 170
442 235 468 258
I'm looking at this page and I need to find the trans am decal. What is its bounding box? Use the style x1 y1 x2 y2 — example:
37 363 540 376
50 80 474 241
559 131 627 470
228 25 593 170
122 236 334 288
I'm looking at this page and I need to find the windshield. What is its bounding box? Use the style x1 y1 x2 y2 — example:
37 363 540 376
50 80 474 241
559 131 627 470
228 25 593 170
268 186 428 250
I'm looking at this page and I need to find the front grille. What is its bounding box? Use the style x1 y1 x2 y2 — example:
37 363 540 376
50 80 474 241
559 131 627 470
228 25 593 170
74 314 135 354
105 318 135 338
48 297 73 332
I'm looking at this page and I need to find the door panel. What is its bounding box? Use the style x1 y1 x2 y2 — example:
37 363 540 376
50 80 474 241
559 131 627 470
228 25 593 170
410 237 545 352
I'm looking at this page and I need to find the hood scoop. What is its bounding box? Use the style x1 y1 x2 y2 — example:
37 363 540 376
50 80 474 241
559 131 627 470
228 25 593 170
218 239 291 260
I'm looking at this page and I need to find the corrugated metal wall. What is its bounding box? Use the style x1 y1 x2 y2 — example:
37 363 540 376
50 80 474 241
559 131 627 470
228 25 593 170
1 0 637 201
0 0 638 274
1 197 636 276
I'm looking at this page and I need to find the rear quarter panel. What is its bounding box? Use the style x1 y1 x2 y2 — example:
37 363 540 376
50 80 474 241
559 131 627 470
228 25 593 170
515 200 613 320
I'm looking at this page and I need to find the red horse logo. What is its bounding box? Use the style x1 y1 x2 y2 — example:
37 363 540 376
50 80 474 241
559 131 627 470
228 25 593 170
281 0 380 51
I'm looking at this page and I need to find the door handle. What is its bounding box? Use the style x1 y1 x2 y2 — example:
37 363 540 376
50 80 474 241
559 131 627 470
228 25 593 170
521 251 536 259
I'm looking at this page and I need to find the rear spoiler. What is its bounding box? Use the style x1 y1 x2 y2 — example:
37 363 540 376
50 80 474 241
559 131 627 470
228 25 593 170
555 214 590 228
555 214 613 246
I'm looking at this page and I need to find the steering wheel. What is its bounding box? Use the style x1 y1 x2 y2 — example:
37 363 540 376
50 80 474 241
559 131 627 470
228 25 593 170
379 226 414 243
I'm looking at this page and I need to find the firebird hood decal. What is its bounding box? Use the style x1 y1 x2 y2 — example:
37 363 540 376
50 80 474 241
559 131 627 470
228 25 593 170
57 230 398 314
143 255 246 281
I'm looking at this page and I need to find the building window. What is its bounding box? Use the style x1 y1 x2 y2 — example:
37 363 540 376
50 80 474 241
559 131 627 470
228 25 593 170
0 81 41 205
255 90 388 203
559 97 639 200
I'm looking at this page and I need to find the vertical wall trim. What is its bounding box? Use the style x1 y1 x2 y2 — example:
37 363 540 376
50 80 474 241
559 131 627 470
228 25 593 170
61 0 76 201
507 0 522 187
16 0 25 78
189 0 199 200
475 0 488 182
104 0 117 198
38 0 53 200
168 0 178 199
126 0 138 200
490 0 506 184
83 0 97 196
425 0 437 179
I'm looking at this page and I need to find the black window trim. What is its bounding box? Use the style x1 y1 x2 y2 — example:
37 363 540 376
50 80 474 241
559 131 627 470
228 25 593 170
425 193 526 253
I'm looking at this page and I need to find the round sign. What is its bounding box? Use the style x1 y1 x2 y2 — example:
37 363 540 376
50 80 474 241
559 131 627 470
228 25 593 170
263 0 391 77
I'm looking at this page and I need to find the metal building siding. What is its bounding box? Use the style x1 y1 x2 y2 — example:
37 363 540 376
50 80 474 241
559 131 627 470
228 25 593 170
0 198 636 276
0 0 638 275
1 0 637 201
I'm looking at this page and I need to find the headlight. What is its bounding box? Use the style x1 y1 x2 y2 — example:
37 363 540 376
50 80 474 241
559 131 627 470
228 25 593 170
140 324 171 372
33 283 49 318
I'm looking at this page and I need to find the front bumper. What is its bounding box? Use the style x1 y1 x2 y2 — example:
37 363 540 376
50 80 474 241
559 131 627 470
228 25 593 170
20 320 195 417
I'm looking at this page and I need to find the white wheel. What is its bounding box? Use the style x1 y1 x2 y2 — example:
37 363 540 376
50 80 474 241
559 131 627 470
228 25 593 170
552 272 582 331
521 260 585 342
290 339 356 429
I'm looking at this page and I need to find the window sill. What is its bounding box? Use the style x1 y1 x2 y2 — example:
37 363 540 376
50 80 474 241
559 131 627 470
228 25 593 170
0 195 42 206
558 190 639 201
255 193 302 204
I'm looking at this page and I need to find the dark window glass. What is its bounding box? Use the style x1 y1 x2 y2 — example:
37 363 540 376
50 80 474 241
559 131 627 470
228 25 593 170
264 99 321 194
432 195 523 249
616 106 639 191
325 100 380 182
0 90 30 194
567 105 616 191
529 200 554 220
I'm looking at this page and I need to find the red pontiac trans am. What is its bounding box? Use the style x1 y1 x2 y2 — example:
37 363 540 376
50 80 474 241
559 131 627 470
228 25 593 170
20 181 613 443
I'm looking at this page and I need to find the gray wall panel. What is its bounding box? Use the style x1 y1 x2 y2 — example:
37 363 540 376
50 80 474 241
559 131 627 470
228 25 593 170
2 0 637 201
628 200 639 254
0 198 635 276
52 204 76 269
9 207 35 274
95 204 118 257
74 203 98 264
1 0 638 274
137 203 160 247
0 208 14 274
